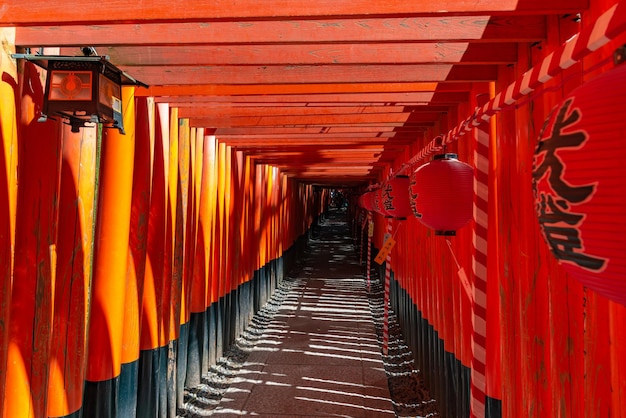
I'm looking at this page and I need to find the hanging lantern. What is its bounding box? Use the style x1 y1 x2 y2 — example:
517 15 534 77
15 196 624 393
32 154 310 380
358 191 375 212
410 153 473 235
380 176 412 219
371 188 384 214
12 54 146 134
532 62 626 305
358 194 366 209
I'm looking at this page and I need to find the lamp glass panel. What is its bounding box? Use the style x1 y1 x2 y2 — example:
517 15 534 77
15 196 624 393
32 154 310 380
49 70 92 101
99 74 122 113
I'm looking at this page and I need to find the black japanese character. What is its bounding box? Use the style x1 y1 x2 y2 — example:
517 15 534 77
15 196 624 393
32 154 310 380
534 98 594 203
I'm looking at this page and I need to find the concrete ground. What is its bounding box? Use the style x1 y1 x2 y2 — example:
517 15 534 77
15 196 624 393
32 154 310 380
210 208 395 417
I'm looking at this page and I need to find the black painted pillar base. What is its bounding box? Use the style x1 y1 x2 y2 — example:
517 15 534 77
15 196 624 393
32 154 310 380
83 376 119 418
118 360 139 418
208 302 218 366
177 322 189 409
186 313 202 387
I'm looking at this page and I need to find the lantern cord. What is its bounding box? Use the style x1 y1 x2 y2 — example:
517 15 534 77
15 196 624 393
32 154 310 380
391 221 402 240
446 238 462 271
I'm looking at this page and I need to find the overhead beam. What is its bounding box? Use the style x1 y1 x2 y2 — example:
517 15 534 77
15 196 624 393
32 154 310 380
151 92 468 104
15 16 546 46
142 82 454 97
2 0 585 25
177 105 450 118
93 43 517 66
187 113 443 128
123 64 496 85
214 126 426 135
216 133 398 139
178 105 415 118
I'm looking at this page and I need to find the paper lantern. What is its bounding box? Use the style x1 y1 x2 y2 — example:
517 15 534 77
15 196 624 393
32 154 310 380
532 63 626 305
410 153 473 235
371 188 384 214
358 191 375 212
380 176 412 219
358 194 366 209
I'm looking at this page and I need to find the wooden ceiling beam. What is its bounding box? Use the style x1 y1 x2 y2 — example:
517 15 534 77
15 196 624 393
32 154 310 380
229 144 387 151
187 113 442 128
15 16 546 46
216 133 397 139
214 126 426 135
177 105 450 118
90 42 517 66
123 64 496 85
178 105 414 118
2 0 585 25
142 82 469 97
152 93 467 106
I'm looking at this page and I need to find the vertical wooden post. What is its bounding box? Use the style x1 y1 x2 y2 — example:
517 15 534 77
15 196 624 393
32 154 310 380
0 27 18 418
137 102 167 418
4 59 62 418
83 86 136 417
118 96 152 417
47 123 98 418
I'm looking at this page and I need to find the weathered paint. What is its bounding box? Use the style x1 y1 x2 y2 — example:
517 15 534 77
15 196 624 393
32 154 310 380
0 27 18 418
83 86 136 417
4 59 61 418
47 122 98 417
362 2 626 416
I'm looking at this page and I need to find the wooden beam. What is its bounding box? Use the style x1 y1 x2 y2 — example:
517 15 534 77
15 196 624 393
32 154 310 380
214 126 426 135
140 82 469 97
152 92 469 104
178 105 413 118
216 133 397 139
229 144 386 151
2 0 585 25
15 16 546 46
177 105 450 118
123 64 496 85
187 112 442 128
92 43 517 66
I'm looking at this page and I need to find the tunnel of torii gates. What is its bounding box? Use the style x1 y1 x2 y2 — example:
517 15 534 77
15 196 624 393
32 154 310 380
1 0 626 417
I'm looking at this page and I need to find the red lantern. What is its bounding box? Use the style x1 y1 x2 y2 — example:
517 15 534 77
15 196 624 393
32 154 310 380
410 153 473 235
358 194 366 209
532 63 626 305
380 176 412 219
358 191 375 211
371 188 384 214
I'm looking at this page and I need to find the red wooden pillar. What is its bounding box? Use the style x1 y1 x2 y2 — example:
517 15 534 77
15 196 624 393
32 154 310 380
136 101 167 417
47 123 99 418
0 28 19 417
178 126 202 396
4 60 62 418
117 96 152 417
83 86 136 416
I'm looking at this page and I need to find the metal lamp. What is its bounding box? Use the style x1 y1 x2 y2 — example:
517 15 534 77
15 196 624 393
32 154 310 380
12 54 146 134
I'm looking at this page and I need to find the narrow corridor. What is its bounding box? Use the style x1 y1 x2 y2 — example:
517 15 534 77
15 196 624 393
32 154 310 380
179 209 396 417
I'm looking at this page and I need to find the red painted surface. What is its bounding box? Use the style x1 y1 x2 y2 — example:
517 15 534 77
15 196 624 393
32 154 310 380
121 96 151 365
2 1 626 416
409 154 473 235
47 123 97 416
4 60 61 418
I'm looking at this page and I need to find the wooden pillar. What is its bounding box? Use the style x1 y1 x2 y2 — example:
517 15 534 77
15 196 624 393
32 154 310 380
83 86 136 417
117 96 152 418
47 123 98 418
4 58 62 418
0 27 18 418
